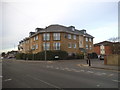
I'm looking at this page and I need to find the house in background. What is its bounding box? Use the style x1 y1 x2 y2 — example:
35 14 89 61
7 50 18 59
94 41 120 56
18 24 94 55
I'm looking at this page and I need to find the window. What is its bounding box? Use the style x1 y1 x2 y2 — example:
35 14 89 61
53 42 60 50
68 43 72 48
32 45 35 50
34 37 36 41
86 37 88 42
36 44 38 49
72 27 75 31
90 45 92 50
86 44 88 49
36 36 38 40
73 35 76 40
68 34 71 39
89 38 92 42
43 42 50 50
73 43 77 48
43 33 50 41
53 33 60 40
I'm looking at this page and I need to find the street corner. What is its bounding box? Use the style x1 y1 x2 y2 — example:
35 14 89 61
77 64 89 67
46 61 54 63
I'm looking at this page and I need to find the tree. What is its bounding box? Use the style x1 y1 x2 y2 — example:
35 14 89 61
1 52 6 57
108 37 120 42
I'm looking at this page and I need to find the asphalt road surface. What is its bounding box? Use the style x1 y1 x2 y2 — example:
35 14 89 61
2 59 119 89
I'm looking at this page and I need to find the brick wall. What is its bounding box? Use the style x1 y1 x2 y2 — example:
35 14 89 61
94 46 100 55
106 54 120 66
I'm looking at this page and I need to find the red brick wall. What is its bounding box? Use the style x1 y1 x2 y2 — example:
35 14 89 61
105 46 112 55
94 46 100 55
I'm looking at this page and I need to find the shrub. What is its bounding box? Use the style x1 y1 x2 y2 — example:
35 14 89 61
16 53 25 60
75 54 84 59
53 50 68 60
88 52 98 59
34 50 68 60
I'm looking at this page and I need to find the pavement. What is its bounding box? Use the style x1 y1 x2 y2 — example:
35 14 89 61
75 59 120 71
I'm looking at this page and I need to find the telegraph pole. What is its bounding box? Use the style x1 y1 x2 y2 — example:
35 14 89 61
45 28 47 61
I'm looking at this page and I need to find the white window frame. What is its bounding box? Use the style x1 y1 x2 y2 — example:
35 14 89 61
34 37 36 41
36 36 38 40
68 43 72 48
89 45 92 50
73 35 76 40
53 42 60 50
53 33 60 40
73 43 77 48
36 44 38 49
43 33 50 41
43 42 50 50
68 34 72 39
32 45 35 50
86 44 88 49
89 38 92 42
86 37 88 42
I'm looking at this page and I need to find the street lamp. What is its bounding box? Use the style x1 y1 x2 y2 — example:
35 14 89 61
45 28 47 61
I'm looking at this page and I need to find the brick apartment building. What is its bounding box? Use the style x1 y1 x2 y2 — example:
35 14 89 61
18 24 94 55
94 41 120 56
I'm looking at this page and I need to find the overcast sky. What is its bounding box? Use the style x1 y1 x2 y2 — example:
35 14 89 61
1 0 119 53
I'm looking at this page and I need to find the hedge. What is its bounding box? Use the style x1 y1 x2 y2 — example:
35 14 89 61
16 50 68 60
16 50 85 60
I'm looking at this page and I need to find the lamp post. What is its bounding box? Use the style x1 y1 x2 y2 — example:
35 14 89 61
45 29 47 61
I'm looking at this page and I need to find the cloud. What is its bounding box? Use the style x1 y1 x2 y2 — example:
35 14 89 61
88 22 118 44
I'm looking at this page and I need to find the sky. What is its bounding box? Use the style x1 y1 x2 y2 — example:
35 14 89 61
0 0 119 53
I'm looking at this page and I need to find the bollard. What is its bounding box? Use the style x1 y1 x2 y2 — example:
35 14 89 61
88 59 91 66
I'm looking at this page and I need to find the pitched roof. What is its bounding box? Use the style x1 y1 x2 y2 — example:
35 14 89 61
20 24 94 42
37 24 94 38
94 41 113 46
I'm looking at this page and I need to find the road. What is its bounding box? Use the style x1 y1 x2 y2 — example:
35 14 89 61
2 59 119 89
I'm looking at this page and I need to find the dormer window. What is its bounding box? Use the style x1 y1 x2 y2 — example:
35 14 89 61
84 31 86 34
69 26 75 31
72 27 75 31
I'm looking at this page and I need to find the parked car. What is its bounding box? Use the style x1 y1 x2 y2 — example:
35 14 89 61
99 55 105 60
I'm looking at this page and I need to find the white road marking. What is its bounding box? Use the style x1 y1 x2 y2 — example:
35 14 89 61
0 76 2 78
74 70 80 72
86 71 94 73
96 84 100 87
71 69 77 71
68 68 80 72
101 73 106 75
95 72 102 76
4 78 12 82
66 69 72 71
80 70 85 72
112 80 120 82
60 68 65 70
64 68 69 70
27 75 60 88
108 74 114 76
55 67 59 69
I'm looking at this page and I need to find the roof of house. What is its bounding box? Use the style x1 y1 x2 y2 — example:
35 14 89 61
34 24 94 37
20 24 94 42
94 41 113 46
